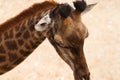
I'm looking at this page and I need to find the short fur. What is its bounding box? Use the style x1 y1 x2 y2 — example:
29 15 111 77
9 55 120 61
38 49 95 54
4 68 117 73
0 1 58 74
0 1 58 35
47 1 90 80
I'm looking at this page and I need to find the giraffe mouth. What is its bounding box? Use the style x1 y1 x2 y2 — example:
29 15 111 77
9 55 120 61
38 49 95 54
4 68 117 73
53 38 90 80
74 74 90 80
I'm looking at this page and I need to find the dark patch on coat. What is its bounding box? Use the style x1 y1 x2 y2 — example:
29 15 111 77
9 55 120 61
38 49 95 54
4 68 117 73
0 64 13 71
29 25 35 32
15 25 20 31
4 29 13 40
23 31 30 39
16 32 22 38
0 37 2 42
18 39 24 46
13 57 24 65
0 55 6 62
5 40 18 50
19 49 30 56
0 45 6 53
8 53 18 62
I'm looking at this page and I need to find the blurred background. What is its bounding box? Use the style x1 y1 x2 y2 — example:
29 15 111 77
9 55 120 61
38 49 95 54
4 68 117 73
0 0 120 80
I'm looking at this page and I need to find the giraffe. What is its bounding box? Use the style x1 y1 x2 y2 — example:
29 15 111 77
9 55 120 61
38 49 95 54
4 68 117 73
0 1 58 74
35 0 96 80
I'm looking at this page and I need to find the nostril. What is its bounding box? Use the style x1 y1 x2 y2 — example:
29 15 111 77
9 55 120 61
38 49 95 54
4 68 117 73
40 23 47 26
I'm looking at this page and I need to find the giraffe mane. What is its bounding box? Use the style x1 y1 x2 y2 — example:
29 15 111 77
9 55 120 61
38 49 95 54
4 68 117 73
0 1 58 35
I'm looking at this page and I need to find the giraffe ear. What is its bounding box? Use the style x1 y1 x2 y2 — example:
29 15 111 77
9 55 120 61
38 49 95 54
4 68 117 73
73 0 96 14
35 14 51 31
82 3 97 14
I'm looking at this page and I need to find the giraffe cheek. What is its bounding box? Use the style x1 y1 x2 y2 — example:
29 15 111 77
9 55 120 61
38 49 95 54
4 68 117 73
54 34 64 45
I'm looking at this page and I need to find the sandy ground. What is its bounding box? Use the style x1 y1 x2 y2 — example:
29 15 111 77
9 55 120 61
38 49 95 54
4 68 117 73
0 0 120 80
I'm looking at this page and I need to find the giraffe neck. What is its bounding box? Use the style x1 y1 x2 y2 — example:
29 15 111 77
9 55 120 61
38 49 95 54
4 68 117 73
0 12 46 75
0 1 58 74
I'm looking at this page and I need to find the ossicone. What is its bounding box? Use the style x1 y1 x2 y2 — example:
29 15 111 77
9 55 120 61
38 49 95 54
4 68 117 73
58 4 72 18
73 0 87 12
51 3 72 18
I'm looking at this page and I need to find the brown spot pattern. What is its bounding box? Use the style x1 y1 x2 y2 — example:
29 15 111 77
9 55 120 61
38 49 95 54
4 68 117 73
13 57 24 65
16 32 22 38
29 25 34 32
8 53 18 62
5 40 18 50
20 26 26 32
15 26 20 31
19 49 30 56
0 37 2 42
4 29 13 40
23 31 30 39
18 39 24 46
0 55 6 62
0 64 12 71
0 45 5 53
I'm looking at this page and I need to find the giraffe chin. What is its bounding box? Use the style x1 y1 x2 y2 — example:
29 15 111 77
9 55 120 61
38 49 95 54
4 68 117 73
74 69 90 80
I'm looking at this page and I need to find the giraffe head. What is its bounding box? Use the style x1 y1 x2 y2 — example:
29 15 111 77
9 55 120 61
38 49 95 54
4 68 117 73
35 0 96 80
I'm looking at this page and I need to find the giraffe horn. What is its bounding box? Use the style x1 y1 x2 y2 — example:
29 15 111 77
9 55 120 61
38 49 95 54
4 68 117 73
73 0 87 12
60 4 72 18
